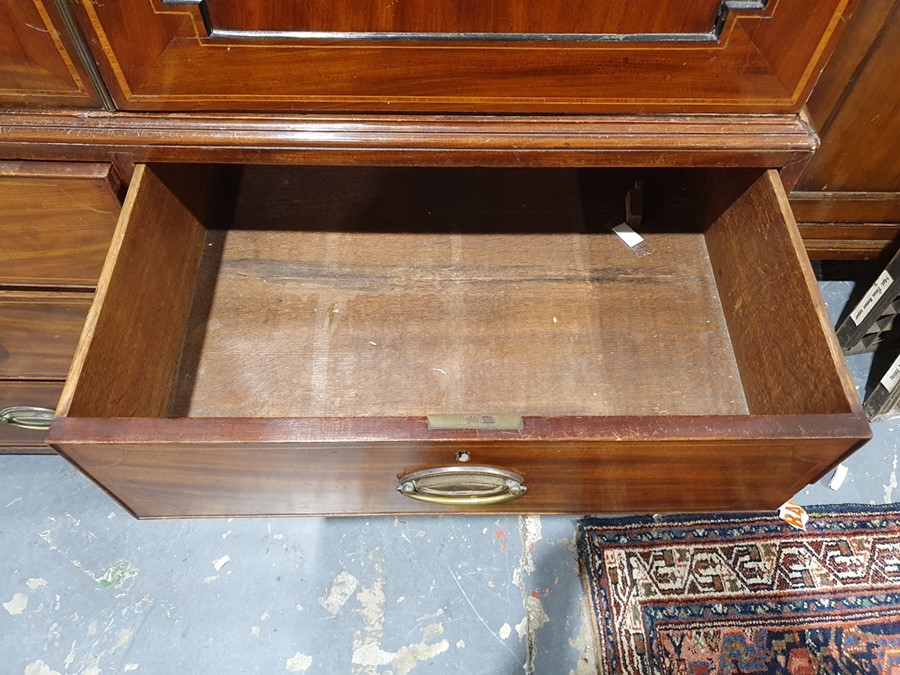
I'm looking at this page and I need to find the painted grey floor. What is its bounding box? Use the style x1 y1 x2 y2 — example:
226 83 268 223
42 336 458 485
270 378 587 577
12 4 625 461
1 276 897 675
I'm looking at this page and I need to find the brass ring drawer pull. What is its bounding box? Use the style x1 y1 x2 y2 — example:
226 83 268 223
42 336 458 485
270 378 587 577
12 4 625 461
0 406 55 431
397 466 527 506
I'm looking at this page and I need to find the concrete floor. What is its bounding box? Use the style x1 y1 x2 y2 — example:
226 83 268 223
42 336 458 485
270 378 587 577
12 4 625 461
1 276 897 675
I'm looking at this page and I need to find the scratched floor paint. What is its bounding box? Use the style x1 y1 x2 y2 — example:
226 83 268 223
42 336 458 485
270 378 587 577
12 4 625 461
0 278 896 674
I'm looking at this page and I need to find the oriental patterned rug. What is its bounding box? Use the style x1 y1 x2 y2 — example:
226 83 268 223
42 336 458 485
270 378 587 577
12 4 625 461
578 504 900 674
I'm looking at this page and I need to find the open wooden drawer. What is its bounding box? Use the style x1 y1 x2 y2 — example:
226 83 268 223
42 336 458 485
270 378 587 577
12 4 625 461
48 164 870 517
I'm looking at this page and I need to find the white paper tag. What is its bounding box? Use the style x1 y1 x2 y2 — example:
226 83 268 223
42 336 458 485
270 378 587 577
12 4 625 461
612 223 644 248
850 270 893 325
880 352 900 392
828 463 849 491
778 500 809 530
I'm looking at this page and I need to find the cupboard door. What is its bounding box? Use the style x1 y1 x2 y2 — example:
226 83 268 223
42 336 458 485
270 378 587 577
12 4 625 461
71 0 852 113
0 1 101 107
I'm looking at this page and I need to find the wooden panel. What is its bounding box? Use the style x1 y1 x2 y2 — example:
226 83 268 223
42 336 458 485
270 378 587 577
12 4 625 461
70 0 853 112
790 1 900 258
799 224 900 244
61 165 221 419
792 190 900 259
51 415 868 517
791 192 900 224
206 0 723 35
803 1 895 129
0 161 116 181
697 170 860 415
0 0 100 106
0 381 61 452
172 167 745 419
0 163 119 288
0 110 819 170
800 224 900 261
799 0 900 193
0 291 92 380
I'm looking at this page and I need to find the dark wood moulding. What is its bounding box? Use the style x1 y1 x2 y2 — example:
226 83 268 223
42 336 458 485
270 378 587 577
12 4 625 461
0 110 817 171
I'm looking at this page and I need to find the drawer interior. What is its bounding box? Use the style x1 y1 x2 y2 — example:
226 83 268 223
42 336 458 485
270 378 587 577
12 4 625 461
60 164 856 423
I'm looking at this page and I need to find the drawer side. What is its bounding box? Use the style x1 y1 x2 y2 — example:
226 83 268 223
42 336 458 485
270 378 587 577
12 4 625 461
59 165 219 419
697 169 864 417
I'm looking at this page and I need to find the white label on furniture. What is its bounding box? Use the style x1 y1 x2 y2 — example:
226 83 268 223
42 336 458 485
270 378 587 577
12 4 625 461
851 270 894 325
611 223 644 248
880 352 900 392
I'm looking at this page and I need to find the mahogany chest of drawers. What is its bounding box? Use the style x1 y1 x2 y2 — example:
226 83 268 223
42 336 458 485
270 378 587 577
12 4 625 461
1 0 886 516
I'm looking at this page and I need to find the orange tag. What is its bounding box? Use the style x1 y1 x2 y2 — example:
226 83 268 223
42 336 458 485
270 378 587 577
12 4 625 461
778 500 809 530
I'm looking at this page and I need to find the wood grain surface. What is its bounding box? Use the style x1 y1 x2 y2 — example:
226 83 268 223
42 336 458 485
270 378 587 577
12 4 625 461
0 165 119 287
173 167 745 418
0 0 100 107
62 165 220 419
52 430 867 517
0 110 818 170
799 0 900 193
0 291 92 380
69 0 853 112
799 224 900 260
790 0 900 260
792 192 900 224
698 170 861 416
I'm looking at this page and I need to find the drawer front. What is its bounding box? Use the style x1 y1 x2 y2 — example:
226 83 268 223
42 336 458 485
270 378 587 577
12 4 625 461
0 162 120 287
0 382 62 452
0 1 101 107
0 162 119 454
71 0 851 113
53 434 860 518
0 292 93 380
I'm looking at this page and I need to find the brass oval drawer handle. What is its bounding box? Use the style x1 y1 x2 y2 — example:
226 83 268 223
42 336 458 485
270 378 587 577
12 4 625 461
0 406 55 431
397 466 527 506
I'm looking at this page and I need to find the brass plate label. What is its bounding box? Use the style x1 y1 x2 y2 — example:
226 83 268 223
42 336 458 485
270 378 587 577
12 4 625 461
427 414 523 431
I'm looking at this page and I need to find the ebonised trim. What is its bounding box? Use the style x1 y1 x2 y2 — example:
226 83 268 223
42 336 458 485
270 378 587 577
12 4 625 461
160 0 768 44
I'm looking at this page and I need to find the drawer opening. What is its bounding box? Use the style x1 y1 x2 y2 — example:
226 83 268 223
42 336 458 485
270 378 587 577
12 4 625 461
61 164 856 423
